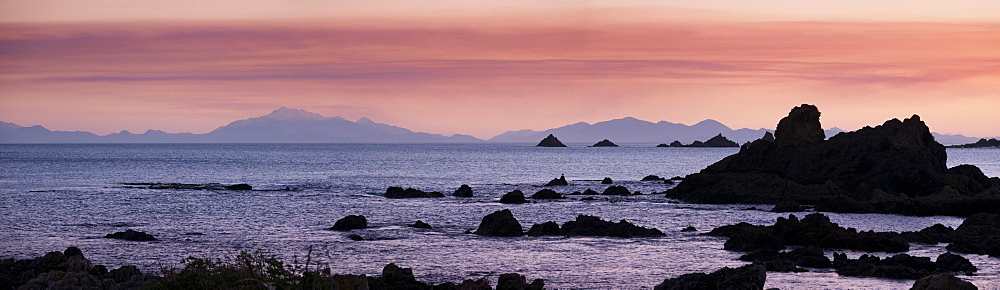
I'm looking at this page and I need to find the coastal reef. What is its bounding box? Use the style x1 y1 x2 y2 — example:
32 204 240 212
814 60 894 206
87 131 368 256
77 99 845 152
666 104 1000 216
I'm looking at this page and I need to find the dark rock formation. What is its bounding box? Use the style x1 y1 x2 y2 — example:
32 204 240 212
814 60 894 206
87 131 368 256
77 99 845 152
104 229 157 241
681 226 697 232
653 264 766 290
770 201 804 213
526 221 562 236
434 278 491 290
591 139 619 147
739 247 832 272
531 189 564 199
947 138 1000 148
224 183 252 190
409 220 432 229
453 184 474 197
602 177 613 184
385 187 445 198
602 185 631 196
370 263 431 289
911 273 978 290
947 213 1000 257
500 190 529 204
642 175 664 181
474 209 524 237
661 134 740 148
560 215 665 238
666 104 1000 216
761 131 775 142
582 189 599 195
545 175 569 186
536 134 567 147
706 213 909 252
901 224 954 244
656 143 669 147
496 273 544 290
833 252 978 280
0 247 155 289
330 215 368 231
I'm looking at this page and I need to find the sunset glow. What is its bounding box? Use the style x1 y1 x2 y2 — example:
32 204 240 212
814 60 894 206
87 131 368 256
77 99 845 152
1 2 998 138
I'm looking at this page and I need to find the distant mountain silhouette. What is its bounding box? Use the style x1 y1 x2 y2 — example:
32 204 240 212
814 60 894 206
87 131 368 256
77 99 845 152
488 117 990 145
0 107 480 143
0 110 991 144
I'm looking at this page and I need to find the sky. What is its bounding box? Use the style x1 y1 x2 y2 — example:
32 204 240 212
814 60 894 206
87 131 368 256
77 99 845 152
1 1 999 139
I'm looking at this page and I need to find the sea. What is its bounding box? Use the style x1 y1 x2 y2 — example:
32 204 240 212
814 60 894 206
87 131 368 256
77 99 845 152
1 143 998 289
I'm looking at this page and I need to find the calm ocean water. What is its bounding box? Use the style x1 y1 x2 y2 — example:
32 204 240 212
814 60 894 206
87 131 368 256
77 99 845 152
1 144 998 289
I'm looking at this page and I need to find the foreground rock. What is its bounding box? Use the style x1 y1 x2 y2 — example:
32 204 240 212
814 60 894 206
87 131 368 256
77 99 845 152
947 213 1000 257
911 273 978 290
666 104 1000 216
475 209 524 237
833 252 978 279
453 184 474 197
591 139 619 147
496 273 545 289
329 215 368 231
500 190 529 204
653 264 766 290
104 229 157 241
706 213 909 252
366 263 543 290
385 187 445 198
527 215 665 238
536 134 567 147
0 247 157 289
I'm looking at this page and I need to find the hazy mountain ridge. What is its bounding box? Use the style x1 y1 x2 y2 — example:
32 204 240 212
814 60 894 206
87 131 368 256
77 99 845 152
0 109 991 144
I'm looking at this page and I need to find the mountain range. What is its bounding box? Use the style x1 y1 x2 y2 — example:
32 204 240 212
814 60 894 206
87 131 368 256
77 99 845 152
0 107 990 145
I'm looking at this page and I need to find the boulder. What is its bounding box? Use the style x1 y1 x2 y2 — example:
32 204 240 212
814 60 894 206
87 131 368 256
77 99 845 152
104 229 157 241
935 253 977 274
474 209 524 237
654 264 766 290
500 190 529 204
560 215 665 238
526 221 562 236
453 184 474 197
531 189 564 199
536 134 567 147
602 185 631 196
601 177 613 184
666 104 1000 216
409 220 432 229
545 175 569 186
910 273 978 290
496 273 544 290
641 175 664 181
592 139 619 147
947 213 1000 257
330 215 368 231
385 187 445 198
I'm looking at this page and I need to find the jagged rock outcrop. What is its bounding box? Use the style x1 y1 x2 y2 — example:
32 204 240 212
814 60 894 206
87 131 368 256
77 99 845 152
330 215 368 231
453 184 474 197
500 190 529 204
545 175 568 186
529 215 665 238
653 264 766 290
706 213 909 252
474 209 524 237
666 104 1000 216
536 134 567 147
104 229 157 241
591 139 619 147
385 187 445 198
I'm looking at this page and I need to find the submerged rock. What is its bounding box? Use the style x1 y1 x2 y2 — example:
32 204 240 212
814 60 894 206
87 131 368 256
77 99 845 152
500 190 529 204
681 226 697 232
453 184 474 197
531 189 564 199
536 134 567 147
224 183 252 190
409 220 432 229
385 187 445 198
653 264 766 290
666 104 1000 216
474 209 524 237
104 229 157 241
591 139 618 147
330 215 368 231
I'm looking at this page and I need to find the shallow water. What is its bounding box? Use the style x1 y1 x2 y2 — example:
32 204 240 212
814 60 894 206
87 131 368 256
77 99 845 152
1 144 997 288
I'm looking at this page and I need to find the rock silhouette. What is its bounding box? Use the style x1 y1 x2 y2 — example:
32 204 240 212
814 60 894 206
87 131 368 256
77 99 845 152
409 220 432 229
601 177 613 184
474 209 524 237
910 273 978 290
654 264 766 290
545 175 569 186
499 190 529 204
706 213 909 252
591 139 618 147
667 104 1000 216
536 134 567 147
385 187 445 198
530 189 564 199
529 215 665 238
104 229 157 241
946 138 1000 148
453 184 474 197
330 215 368 231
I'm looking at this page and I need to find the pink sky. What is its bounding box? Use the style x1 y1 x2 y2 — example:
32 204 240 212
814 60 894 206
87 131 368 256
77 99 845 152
1 2 998 138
